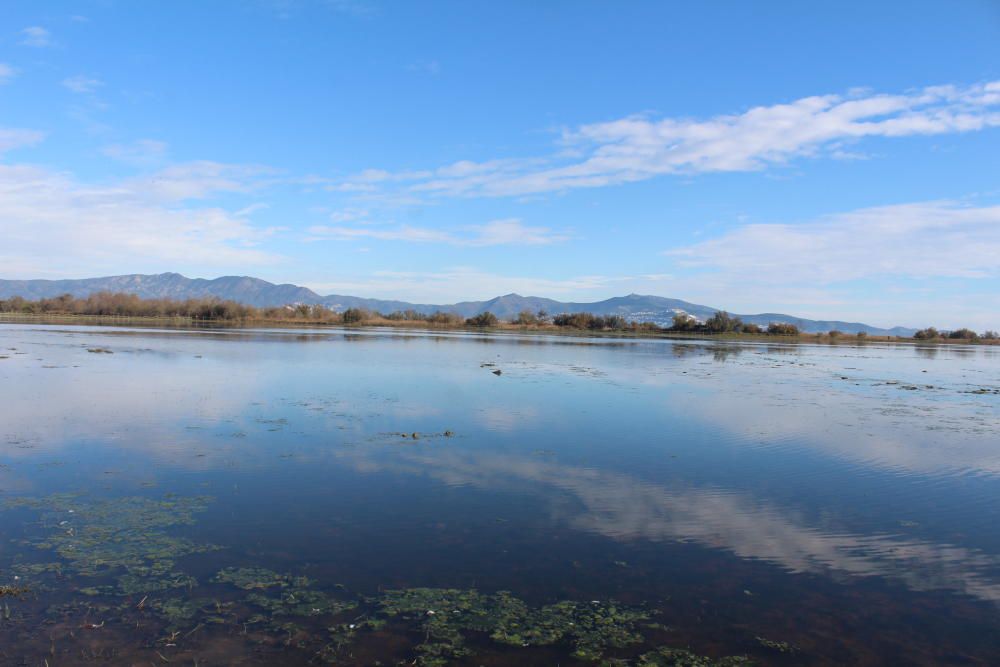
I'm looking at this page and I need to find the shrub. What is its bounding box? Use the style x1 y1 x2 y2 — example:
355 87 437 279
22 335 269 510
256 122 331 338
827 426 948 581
550 312 628 330
466 311 499 327
426 311 463 325
553 313 593 328
385 309 423 321
767 322 799 335
603 314 628 330
341 307 370 324
913 327 940 340
670 313 698 331
741 323 762 334
705 310 743 333
513 309 538 325
947 328 978 340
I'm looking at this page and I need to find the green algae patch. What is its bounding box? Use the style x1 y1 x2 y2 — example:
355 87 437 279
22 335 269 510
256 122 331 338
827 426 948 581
10 562 64 577
211 566 300 590
1 497 760 665
494 599 650 660
377 587 650 663
4 494 219 596
637 646 753 666
755 636 795 653
378 588 519 664
149 596 219 631
212 567 357 619
247 587 358 617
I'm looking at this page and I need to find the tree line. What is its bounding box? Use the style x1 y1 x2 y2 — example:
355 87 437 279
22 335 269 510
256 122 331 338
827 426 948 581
3 293 990 340
0 294 793 333
912 327 998 341
0 292 365 322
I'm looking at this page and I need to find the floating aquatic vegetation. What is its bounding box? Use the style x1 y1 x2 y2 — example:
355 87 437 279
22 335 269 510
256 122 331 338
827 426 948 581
381 430 459 443
637 646 753 666
151 596 205 625
2 495 763 664
212 566 299 590
10 561 63 578
210 569 360 655
4 494 218 596
378 588 504 663
79 571 195 597
319 618 385 661
377 587 649 663
493 599 650 660
149 596 217 630
755 636 795 653
0 584 31 598
246 587 357 617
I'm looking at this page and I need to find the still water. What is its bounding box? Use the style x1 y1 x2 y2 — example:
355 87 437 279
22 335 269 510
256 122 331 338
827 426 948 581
0 323 998 665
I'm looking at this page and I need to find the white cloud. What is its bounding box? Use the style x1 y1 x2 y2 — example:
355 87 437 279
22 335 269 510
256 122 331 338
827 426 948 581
668 200 1000 283
0 64 17 84
307 218 569 246
308 224 453 244
334 81 1000 198
20 26 52 47
126 160 276 201
653 200 1000 329
62 75 103 94
0 163 281 278
0 127 46 154
102 139 168 165
466 219 568 246
234 202 270 217
325 167 432 192
325 181 377 193
328 207 369 223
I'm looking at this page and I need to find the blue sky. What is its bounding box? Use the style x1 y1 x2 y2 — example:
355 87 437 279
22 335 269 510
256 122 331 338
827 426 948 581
1 1 998 328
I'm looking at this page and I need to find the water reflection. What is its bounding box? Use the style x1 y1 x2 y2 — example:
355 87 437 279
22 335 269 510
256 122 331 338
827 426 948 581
338 447 1000 602
1 323 999 664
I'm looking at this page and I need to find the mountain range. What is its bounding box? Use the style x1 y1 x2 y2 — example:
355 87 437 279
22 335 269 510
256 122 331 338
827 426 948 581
0 272 917 335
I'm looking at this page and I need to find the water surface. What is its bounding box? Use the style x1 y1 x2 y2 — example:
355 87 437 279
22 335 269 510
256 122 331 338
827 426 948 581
1 323 998 665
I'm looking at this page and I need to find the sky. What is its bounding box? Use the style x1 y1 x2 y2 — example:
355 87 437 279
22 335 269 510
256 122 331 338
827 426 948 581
0 1 998 329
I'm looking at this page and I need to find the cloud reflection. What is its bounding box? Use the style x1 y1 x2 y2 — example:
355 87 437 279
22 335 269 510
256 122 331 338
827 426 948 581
343 448 1000 603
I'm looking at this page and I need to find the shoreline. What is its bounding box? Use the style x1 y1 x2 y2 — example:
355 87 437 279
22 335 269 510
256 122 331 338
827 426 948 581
1 312 994 346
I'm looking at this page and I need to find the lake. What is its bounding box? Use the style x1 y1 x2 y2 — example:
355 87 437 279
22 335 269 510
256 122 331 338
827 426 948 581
0 323 998 665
